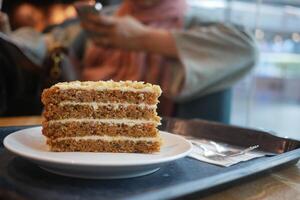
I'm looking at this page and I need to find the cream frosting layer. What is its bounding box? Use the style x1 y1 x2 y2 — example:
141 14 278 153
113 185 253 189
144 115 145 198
54 80 162 94
52 135 160 142
48 118 161 126
59 101 157 110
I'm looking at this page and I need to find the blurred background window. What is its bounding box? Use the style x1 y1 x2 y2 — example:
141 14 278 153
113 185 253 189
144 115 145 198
205 0 300 140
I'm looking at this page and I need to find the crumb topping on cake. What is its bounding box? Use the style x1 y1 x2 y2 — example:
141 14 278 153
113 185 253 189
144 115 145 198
54 80 162 94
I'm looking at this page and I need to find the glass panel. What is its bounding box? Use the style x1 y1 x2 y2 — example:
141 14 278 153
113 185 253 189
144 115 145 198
230 0 300 140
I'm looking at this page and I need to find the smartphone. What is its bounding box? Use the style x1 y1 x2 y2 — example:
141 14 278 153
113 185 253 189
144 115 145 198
74 1 102 19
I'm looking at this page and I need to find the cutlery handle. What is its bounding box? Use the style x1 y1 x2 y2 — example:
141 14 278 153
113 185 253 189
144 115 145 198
228 145 259 157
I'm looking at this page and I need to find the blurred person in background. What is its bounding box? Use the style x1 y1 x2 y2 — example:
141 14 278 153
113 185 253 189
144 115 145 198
75 0 257 115
0 0 257 117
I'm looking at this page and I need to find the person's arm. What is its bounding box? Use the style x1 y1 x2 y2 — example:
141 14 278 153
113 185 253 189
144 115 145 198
171 23 258 102
80 14 179 58
141 27 178 58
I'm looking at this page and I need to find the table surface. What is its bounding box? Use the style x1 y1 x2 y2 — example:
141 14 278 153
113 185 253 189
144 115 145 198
0 116 299 200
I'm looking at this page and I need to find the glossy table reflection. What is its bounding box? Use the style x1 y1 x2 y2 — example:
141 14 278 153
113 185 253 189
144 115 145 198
0 116 299 200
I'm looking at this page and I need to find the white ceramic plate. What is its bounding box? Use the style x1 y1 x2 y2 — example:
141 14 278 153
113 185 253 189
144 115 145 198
4 127 192 179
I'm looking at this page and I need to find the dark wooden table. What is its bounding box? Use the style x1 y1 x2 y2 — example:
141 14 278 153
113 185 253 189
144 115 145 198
0 116 299 200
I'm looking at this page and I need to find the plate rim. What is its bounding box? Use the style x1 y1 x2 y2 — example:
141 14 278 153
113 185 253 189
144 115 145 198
4 126 192 167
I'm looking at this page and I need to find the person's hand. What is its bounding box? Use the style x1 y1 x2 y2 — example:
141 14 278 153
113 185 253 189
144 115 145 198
80 14 150 51
0 12 11 34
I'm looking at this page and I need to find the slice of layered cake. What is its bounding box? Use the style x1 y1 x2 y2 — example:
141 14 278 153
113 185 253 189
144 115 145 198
41 81 162 153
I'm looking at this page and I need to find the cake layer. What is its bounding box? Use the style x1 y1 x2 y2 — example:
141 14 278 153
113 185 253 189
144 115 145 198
42 122 158 139
43 104 159 121
42 87 160 105
53 135 159 142
59 102 157 109
47 118 160 126
47 139 161 153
